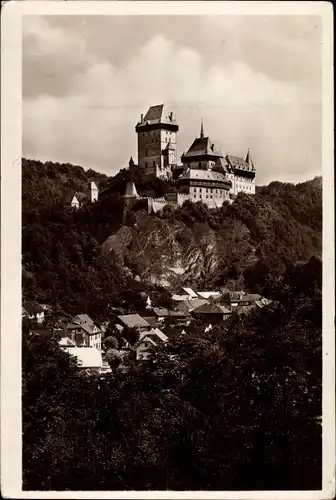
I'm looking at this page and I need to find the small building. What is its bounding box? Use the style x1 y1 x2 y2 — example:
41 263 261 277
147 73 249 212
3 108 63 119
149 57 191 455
135 328 168 361
66 314 102 350
152 308 189 324
61 346 103 375
191 303 231 323
22 302 45 323
63 181 99 209
176 297 209 314
117 314 150 332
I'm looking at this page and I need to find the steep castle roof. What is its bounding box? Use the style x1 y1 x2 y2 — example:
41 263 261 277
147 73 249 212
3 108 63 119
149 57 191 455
225 154 255 173
182 136 223 160
123 181 139 198
245 149 255 170
136 104 178 129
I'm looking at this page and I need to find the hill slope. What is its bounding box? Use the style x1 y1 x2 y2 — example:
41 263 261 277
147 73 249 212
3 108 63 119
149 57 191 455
22 158 322 318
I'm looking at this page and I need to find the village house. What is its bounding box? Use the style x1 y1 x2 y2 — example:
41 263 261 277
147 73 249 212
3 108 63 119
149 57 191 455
117 314 150 332
135 328 168 361
191 303 232 324
60 345 103 375
63 181 99 209
152 308 189 325
175 297 209 314
66 314 102 350
22 302 45 323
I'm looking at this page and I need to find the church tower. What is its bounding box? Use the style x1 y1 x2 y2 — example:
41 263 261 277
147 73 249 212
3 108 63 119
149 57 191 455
135 104 179 179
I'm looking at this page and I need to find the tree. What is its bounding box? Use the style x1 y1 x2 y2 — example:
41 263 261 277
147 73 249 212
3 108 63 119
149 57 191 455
105 348 122 372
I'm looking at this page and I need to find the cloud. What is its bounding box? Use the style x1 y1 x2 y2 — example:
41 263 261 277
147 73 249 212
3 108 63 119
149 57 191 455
23 16 322 184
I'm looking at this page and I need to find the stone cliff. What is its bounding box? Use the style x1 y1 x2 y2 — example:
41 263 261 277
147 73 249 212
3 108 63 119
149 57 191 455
101 210 257 288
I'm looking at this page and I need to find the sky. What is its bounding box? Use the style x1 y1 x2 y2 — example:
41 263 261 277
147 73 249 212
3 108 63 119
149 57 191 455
22 14 322 185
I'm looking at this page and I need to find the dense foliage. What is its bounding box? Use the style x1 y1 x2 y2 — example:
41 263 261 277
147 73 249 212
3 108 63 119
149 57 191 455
23 257 322 490
22 159 322 490
22 159 321 322
22 159 172 321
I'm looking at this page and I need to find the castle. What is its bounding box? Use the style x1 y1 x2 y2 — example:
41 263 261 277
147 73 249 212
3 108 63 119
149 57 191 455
130 104 256 208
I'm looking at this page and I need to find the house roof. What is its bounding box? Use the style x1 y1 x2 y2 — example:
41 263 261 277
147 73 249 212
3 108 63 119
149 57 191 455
192 303 231 315
182 287 198 298
22 302 44 314
172 294 190 301
176 298 209 313
75 314 95 325
239 294 261 303
142 316 159 328
59 337 76 347
117 314 150 329
138 336 158 347
65 347 103 368
153 308 186 318
197 291 222 299
139 328 168 343
70 314 101 335
182 136 223 159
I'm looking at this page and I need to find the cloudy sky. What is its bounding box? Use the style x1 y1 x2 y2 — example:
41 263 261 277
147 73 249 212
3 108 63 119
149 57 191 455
23 14 322 184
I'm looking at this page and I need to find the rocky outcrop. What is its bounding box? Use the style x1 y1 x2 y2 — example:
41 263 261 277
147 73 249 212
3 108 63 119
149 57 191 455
101 210 257 288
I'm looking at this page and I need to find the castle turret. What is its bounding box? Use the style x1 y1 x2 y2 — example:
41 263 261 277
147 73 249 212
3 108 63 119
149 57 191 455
135 104 179 179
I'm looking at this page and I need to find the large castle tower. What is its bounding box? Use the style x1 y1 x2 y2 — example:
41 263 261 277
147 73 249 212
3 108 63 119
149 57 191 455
135 104 179 179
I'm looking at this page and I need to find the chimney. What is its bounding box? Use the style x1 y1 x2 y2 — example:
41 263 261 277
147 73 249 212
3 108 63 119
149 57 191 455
141 113 143 122
169 112 173 121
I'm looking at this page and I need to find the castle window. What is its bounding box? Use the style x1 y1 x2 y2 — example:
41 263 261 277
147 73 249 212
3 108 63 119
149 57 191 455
146 149 148 156
145 162 148 168
199 162 201 168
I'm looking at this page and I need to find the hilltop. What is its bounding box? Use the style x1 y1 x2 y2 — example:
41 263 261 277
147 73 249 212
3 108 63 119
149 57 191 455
22 158 322 320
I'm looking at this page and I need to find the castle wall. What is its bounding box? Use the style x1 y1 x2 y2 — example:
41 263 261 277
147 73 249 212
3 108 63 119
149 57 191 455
230 174 255 196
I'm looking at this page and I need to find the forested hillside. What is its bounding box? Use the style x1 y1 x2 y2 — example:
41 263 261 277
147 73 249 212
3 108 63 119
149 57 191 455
23 256 322 490
22 158 322 320
22 158 322 490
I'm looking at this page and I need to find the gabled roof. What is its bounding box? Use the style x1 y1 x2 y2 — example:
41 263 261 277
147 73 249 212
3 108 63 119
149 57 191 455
176 298 209 313
75 314 95 325
182 287 198 298
22 302 44 314
138 336 157 347
59 337 76 347
153 308 187 318
192 303 231 315
117 314 150 329
139 328 168 343
182 136 222 159
123 181 139 198
66 347 103 369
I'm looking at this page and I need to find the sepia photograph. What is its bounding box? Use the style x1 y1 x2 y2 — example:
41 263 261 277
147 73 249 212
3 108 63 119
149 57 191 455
1 1 334 498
